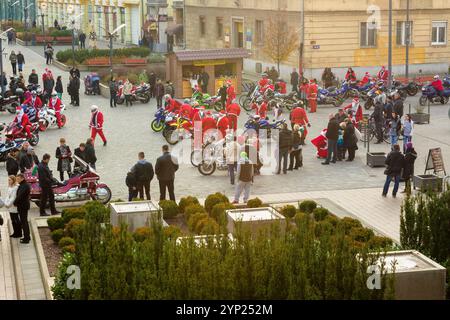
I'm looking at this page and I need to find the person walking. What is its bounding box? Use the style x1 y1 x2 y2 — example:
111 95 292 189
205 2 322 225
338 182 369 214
155 79 165 108
155 145 179 201
6 148 20 176
109 77 118 108
55 76 63 99
55 138 72 181
402 114 414 152
89 105 107 146
382 144 405 198
123 79 133 107
343 118 358 161
402 142 417 195
9 51 17 76
78 31 86 49
290 68 299 93
322 113 340 165
131 152 154 200
84 138 97 169
232 152 254 204
277 123 293 174
0 176 19 238
288 125 303 170
13 174 31 243
37 154 60 216
45 44 54 65
16 51 25 73
126 171 138 201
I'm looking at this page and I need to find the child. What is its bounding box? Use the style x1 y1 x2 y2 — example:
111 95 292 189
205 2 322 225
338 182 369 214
126 171 137 201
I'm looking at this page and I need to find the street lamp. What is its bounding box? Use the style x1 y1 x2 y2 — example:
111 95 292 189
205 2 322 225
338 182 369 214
66 5 84 67
24 3 34 46
0 28 14 96
39 2 48 52
105 24 126 79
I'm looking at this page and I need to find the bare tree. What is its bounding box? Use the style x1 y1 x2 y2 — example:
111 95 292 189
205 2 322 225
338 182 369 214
262 18 299 74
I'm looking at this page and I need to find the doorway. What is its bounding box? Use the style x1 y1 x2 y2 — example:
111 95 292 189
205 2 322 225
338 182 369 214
232 19 244 48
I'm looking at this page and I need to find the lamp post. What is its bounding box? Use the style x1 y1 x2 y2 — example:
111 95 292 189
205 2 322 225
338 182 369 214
405 0 410 79
24 3 34 46
0 28 14 96
388 0 393 89
66 5 84 67
105 24 126 79
39 2 48 52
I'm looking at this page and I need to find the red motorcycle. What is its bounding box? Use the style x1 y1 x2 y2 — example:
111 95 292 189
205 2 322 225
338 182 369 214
4 122 40 146
26 155 112 206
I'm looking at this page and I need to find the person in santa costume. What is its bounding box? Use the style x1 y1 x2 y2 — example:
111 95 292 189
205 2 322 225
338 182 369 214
23 90 43 110
258 73 269 90
275 79 287 94
164 94 181 113
307 79 318 113
226 80 236 107
13 107 33 138
179 99 193 119
47 91 63 128
377 66 389 85
311 129 328 159
216 110 230 139
201 111 217 141
226 100 241 132
251 97 268 119
359 72 372 87
343 97 363 127
290 102 311 143
89 105 107 146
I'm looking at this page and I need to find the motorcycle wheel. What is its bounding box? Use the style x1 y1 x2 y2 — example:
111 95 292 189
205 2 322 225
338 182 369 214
333 99 343 108
407 86 418 96
116 97 124 105
198 161 216 176
165 128 181 145
419 96 428 106
151 119 164 132
213 101 223 112
94 186 112 204
39 121 48 132
29 134 39 146
242 97 252 111
190 149 203 167
239 95 249 108
364 99 373 110
60 114 67 128
142 94 150 104
7 103 18 114
162 126 172 138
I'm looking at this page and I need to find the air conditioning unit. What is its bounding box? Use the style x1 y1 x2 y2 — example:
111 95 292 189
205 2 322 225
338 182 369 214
226 207 286 235
255 62 262 74
110 201 167 232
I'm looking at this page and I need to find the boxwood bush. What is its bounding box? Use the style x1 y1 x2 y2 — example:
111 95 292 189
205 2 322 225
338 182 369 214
204 193 229 213
246 198 263 208
280 205 297 218
47 217 65 231
178 196 200 214
159 200 179 219
61 207 86 224
51 229 64 244
184 204 206 221
58 237 76 248
56 47 154 64
298 200 317 213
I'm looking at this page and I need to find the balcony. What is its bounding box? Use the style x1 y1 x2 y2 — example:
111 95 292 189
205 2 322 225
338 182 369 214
147 0 168 7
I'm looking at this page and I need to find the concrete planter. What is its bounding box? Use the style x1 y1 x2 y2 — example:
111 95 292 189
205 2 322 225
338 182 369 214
367 152 387 168
410 113 430 124
413 174 443 192
99 83 110 99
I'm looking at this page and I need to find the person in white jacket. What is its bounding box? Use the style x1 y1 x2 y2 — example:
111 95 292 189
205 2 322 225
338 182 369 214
0 176 20 239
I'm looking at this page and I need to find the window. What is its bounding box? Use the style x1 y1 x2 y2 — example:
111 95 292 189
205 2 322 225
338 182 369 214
432 21 447 45
216 17 223 39
396 21 413 46
360 22 377 47
255 20 264 45
199 16 206 37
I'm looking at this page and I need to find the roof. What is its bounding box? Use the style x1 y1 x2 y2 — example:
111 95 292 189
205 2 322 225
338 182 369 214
173 48 250 61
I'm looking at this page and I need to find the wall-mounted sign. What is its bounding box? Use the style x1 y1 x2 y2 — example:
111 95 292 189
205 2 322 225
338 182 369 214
245 28 252 50
193 60 226 67
313 45 320 49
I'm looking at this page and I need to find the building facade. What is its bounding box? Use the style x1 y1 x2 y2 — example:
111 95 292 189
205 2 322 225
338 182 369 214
0 0 37 27
185 0 450 79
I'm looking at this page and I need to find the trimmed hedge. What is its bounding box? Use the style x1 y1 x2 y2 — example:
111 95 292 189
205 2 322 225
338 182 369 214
47 217 65 231
205 193 229 214
298 200 317 213
159 200 179 219
58 237 76 248
51 229 64 244
56 47 155 64
62 207 86 224
178 196 200 214
280 205 297 218
184 204 207 221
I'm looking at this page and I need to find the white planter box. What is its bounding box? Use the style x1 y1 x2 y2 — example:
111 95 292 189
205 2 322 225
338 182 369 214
109 201 163 232
226 207 286 235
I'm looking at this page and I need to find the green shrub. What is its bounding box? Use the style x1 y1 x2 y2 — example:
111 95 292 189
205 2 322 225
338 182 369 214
368 236 393 249
184 204 207 221
188 212 209 233
298 200 317 213
133 227 153 242
64 219 85 238
339 217 363 233
50 29 72 37
159 200 179 219
164 225 182 239
58 237 76 248
280 205 297 218
294 211 309 221
197 217 220 235
324 214 339 227
179 196 200 214
314 220 335 237
51 229 65 244
210 203 234 225
349 227 375 243
247 198 263 208
47 217 65 231
313 207 330 221
56 47 151 64
61 207 86 224
62 245 76 253
204 193 229 213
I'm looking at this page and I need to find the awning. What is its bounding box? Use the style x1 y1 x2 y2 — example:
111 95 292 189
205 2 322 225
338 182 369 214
166 24 183 36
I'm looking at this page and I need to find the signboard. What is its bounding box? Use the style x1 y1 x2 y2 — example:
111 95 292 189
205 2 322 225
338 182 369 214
245 28 252 50
193 60 226 67
313 45 320 49
425 147 446 175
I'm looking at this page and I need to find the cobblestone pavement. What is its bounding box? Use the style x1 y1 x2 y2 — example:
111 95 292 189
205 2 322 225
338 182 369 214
1 43 449 202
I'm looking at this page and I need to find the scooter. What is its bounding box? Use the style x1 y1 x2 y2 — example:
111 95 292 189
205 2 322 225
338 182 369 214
26 155 112 206
38 105 67 131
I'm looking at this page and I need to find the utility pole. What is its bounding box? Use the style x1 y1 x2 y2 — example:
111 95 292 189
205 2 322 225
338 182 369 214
0 28 14 96
388 0 393 89
24 3 34 46
105 24 126 80
39 2 48 52
299 0 305 76
405 0 410 79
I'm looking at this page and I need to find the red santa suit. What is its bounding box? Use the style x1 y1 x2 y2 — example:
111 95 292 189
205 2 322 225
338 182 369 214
311 129 328 159
226 83 236 107
251 101 268 119
359 73 371 86
48 96 63 127
165 98 182 113
14 110 32 138
290 107 309 138
377 67 389 82
201 115 217 140
226 102 241 132
343 99 363 126
90 110 107 144
307 82 318 113
216 114 230 138
179 103 193 119
24 96 43 110
258 77 269 89
276 81 287 94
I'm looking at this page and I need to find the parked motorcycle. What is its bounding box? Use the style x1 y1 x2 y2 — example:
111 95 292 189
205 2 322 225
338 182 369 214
38 105 67 131
116 83 151 104
244 114 286 139
26 155 112 206
197 139 227 176
419 85 450 106
0 95 20 114
151 108 167 132
4 122 40 146
164 116 194 145
0 138 27 162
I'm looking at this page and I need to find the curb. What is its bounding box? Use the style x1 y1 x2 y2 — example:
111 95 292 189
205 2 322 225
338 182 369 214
8 222 26 300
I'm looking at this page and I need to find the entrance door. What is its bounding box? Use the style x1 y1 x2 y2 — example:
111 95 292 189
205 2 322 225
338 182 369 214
233 19 244 48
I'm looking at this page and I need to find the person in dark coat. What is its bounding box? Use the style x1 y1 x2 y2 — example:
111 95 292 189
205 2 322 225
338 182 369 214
37 154 60 216
131 152 154 200
16 51 25 73
69 66 80 79
321 67 335 89
109 77 118 108
126 171 138 201
277 123 293 174
393 93 404 118
165 80 174 98
55 138 72 181
343 119 358 161
149 72 157 98
28 69 39 86
288 124 303 170
199 71 210 93
13 174 31 243
73 143 87 170
382 144 405 198
78 32 86 49
155 145 179 201
84 138 97 169
6 148 20 176
67 75 74 105
323 113 340 165
371 100 384 144
55 76 63 99
154 79 165 108
19 147 39 173
402 142 417 195
219 83 227 108
290 68 299 93
70 76 80 106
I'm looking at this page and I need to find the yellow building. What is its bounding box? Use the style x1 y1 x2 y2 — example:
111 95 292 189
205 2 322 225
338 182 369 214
185 0 450 79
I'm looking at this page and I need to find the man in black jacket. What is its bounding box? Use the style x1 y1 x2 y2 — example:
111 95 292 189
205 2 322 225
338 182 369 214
323 113 340 165
277 123 293 174
382 144 405 198
37 154 60 216
14 174 31 243
19 147 39 173
28 69 39 86
78 32 86 49
371 101 384 143
84 139 97 169
155 145 179 201
290 68 299 93
6 148 20 176
71 76 80 106
199 71 209 93
131 152 154 200
393 93 404 118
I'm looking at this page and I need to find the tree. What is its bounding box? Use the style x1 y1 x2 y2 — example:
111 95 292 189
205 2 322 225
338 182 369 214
262 18 299 74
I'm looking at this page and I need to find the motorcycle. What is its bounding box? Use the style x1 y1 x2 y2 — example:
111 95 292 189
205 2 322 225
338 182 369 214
151 108 167 132
322 81 359 100
244 114 286 139
392 80 419 98
0 95 20 114
191 90 222 110
164 116 194 145
419 85 450 106
22 105 38 123
38 105 67 131
0 138 27 162
364 85 386 110
26 155 112 206
116 83 151 104
4 122 40 146
197 139 228 176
